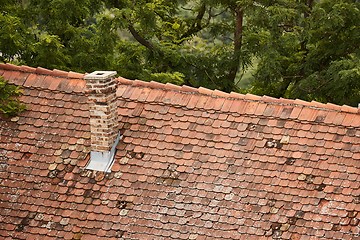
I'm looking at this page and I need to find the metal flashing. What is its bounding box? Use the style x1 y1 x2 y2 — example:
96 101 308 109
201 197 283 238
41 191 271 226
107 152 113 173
86 132 122 172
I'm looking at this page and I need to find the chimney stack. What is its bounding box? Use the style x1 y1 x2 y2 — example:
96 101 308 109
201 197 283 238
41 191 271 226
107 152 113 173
84 71 120 172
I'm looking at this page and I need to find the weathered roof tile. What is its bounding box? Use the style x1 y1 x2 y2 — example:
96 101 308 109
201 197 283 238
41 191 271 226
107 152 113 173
0 63 359 240
35 66 53 75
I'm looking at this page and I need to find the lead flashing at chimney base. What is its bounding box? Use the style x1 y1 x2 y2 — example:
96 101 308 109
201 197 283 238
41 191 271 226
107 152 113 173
85 71 120 172
86 132 122 172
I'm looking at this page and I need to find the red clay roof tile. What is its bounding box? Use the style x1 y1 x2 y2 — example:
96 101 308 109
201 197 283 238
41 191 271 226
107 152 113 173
1 69 16 82
0 63 359 240
245 93 261 101
165 83 182 91
67 71 84 79
35 66 53 75
0 63 20 70
179 85 197 92
198 87 213 95
147 80 165 89
52 69 69 78
212 89 229 98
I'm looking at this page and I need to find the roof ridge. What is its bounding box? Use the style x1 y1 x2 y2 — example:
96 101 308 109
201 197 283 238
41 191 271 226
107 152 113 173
1 63 358 114
0 63 86 93
0 63 85 79
116 76 359 115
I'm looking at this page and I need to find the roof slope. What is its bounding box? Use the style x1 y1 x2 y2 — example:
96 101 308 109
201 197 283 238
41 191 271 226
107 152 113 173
0 63 359 240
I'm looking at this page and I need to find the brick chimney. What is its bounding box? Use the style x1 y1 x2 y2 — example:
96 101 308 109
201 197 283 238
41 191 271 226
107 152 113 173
84 71 121 172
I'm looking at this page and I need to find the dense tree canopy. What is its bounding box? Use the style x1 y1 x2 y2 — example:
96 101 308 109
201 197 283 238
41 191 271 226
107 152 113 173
0 0 359 106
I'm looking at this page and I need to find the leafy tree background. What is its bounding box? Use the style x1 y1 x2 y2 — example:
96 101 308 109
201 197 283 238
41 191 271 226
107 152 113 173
0 76 26 117
0 0 359 106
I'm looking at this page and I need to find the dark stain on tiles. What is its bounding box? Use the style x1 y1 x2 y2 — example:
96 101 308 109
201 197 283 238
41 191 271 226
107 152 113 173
116 200 129 209
164 165 180 180
350 217 359 226
73 232 83 239
126 150 144 159
288 216 298 225
116 231 125 238
315 183 326 191
22 152 32 161
15 212 36 232
270 223 282 238
285 158 296 165
332 224 341 231
295 210 305 218
265 139 282 149
247 124 257 131
48 169 59 178
346 128 356 137
315 115 325 123
305 174 315 184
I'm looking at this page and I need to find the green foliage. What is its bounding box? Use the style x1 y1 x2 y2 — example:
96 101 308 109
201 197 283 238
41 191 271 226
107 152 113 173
250 0 360 106
150 72 185 85
32 32 70 69
0 0 115 71
0 76 26 117
0 0 359 106
0 4 31 62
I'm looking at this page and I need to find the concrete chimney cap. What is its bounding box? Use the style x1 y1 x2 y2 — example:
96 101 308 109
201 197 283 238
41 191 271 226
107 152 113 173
85 71 117 80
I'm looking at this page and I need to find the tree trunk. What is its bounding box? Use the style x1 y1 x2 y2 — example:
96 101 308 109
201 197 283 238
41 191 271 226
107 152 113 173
297 0 314 83
225 6 243 92
304 0 314 18
179 4 206 43
128 25 156 52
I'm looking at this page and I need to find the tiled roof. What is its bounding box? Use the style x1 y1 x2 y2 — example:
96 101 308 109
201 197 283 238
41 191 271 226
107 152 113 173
0 63 359 239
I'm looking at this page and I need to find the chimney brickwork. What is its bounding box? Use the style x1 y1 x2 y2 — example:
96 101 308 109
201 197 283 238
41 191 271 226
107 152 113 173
85 71 119 152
